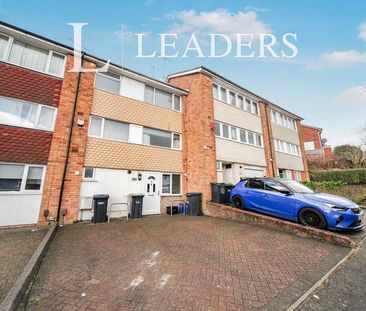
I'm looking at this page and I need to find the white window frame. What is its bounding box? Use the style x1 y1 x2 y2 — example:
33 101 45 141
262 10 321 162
161 173 182 196
93 72 122 95
271 109 297 131
0 163 46 195
171 133 182 150
0 96 57 132
212 83 219 99
216 160 223 171
274 139 301 156
83 167 96 181
172 94 182 112
88 116 130 143
0 32 66 78
215 121 263 148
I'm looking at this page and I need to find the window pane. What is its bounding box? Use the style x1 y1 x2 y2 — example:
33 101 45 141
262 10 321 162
229 92 236 106
0 97 37 128
240 129 247 143
245 98 251 112
222 124 229 138
220 87 227 102
9 41 48 72
248 132 254 144
256 134 262 146
212 84 218 99
95 73 120 94
48 53 65 76
84 167 94 179
104 119 129 141
173 95 181 111
25 166 43 190
143 127 171 148
155 89 172 109
231 127 237 140
252 102 259 115
144 85 154 104
0 34 9 59
89 116 103 137
172 174 181 194
173 134 180 149
162 174 170 193
238 95 244 109
216 161 222 170
38 106 55 130
214 122 221 136
0 164 24 191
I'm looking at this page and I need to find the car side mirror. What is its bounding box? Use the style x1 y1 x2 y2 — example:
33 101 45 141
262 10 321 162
280 189 293 195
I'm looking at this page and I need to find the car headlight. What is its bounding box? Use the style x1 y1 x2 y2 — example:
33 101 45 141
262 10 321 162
323 203 347 211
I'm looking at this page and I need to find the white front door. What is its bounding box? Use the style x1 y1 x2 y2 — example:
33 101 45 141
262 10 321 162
143 173 161 215
223 164 233 184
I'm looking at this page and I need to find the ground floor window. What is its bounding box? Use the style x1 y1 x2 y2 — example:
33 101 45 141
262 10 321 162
294 171 302 181
0 163 45 192
278 168 284 179
162 173 181 195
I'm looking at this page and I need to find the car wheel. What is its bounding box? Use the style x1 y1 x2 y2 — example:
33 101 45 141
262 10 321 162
232 196 245 210
298 208 327 229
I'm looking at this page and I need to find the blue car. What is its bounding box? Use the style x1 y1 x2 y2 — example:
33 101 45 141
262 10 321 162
230 178 364 231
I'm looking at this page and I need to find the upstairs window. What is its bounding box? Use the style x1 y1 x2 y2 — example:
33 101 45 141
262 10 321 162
212 84 219 99
143 127 180 149
229 91 236 106
155 89 172 110
220 87 227 102
144 85 181 111
94 72 120 95
0 34 9 59
88 116 129 142
0 96 56 131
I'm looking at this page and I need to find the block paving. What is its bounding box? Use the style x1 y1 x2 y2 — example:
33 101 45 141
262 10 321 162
23 216 348 310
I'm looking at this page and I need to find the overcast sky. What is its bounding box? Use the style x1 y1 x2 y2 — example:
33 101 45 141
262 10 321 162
1 0 366 147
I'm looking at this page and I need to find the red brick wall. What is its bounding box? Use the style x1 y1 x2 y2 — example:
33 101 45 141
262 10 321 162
39 55 96 223
300 125 322 150
259 102 277 177
0 62 62 107
323 146 333 161
168 73 217 207
0 124 52 164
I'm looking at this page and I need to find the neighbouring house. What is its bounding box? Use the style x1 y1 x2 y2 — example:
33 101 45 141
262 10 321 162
0 22 309 227
300 124 332 162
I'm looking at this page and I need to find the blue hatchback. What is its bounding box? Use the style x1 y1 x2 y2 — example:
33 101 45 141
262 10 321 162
230 178 364 231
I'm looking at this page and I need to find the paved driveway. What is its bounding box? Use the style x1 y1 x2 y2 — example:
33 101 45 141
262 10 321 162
23 216 348 310
0 227 46 302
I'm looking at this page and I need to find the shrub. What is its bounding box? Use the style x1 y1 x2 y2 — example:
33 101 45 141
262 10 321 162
309 169 366 185
302 180 346 191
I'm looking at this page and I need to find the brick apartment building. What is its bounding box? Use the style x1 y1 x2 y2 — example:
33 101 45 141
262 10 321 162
300 124 332 162
0 22 309 227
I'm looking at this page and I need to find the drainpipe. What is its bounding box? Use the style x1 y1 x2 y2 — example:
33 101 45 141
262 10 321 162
56 53 84 222
264 105 276 177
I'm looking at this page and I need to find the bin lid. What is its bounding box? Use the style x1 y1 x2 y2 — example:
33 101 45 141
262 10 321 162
129 193 145 198
186 192 202 196
93 194 109 199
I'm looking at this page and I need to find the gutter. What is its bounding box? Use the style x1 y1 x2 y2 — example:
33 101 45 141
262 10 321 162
56 53 84 222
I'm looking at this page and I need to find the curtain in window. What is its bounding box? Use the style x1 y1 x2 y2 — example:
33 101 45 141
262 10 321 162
48 53 65 76
0 34 9 59
38 106 55 130
8 41 48 72
0 97 37 127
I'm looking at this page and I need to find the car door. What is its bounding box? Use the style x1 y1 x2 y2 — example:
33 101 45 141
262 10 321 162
243 179 266 211
261 180 296 219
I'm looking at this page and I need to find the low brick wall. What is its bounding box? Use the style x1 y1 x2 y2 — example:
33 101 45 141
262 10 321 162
203 202 355 248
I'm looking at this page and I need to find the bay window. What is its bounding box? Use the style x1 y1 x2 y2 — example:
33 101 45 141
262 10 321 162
0 96 56 131
162 173 181 195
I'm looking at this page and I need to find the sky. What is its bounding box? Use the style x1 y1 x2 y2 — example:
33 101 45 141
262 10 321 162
1 0 366 147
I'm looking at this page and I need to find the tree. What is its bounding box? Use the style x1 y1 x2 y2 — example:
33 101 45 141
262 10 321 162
333 144 365 168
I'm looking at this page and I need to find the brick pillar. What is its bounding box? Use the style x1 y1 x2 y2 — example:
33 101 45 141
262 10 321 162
259 102 277 177
39 55 96 224
169 73 217 207
297 120 310 181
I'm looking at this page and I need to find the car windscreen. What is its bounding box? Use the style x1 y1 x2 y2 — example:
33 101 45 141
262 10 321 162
280 180 314 194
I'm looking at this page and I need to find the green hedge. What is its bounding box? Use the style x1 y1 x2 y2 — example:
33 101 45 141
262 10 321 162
302 180 346 191
310 169 366 185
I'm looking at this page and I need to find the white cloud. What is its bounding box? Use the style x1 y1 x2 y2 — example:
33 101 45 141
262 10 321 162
167 9 271 38
324 128 361 147
319 50 366 67
358 21 366 42
114 25 150 42
312 21 366 68
244 6 270 13
336 86 366 105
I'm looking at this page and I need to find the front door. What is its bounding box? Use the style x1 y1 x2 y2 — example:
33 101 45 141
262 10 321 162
143 173 160 215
